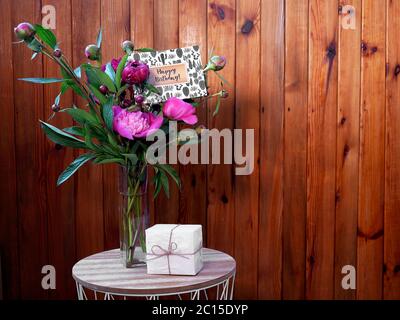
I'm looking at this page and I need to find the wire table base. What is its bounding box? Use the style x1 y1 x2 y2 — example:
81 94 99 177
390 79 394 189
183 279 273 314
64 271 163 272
73 248 236 300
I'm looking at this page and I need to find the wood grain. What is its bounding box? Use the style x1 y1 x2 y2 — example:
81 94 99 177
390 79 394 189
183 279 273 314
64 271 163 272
207 0 235 256
153 0 180 224
258 0 284 300
72 248 235 295
334 0 360 300
384 0 400 300
357 0 385 300
178 0 207 235
72 0 104 259
307 0 338 299
0 0 19 299
283 0 308 300
42 0 76 299
235 0 260 299
12 0 48 299
1 0 399 300
101 0 130 251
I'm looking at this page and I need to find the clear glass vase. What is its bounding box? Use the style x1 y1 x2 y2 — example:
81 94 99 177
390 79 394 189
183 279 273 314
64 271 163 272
118 164 149 268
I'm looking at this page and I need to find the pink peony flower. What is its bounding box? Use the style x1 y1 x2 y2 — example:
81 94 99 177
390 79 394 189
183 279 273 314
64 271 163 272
112 106 163 140
122 60 150 85
162 97 198 125
101 57 121 72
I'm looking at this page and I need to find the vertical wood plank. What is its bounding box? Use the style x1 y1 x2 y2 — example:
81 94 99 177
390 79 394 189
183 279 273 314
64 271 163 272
207 0 235 256
130 0 155 225
334 0 361 300
283 0 308 300
101 0 130 250
72 0 104 259
42 0 76 299
357 0 385 300
178 0 207 235
258 0 284 300
12 0 48 299
0 0 19 299
384 0 400 300
235 0 260 299
307 0 338 299
154 0 180 224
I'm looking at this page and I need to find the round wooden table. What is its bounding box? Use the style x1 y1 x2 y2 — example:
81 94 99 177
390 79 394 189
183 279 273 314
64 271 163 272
72 248 236 300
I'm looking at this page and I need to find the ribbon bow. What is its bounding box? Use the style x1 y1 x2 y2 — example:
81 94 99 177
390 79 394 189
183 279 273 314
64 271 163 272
146 224 200 274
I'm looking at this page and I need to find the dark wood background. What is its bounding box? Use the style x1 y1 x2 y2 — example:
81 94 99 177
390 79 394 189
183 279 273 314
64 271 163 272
0 0 399 300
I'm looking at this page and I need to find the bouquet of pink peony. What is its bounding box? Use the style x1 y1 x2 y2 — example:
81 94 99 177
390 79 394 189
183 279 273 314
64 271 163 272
14 22 227 267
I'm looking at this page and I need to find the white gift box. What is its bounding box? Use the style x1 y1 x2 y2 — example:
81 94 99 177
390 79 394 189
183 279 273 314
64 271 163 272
145 224 203 275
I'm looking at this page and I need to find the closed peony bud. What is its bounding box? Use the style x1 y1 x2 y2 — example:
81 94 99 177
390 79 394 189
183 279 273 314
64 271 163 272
14 22 36 41
53 49 62 58
99 85 108 95
122 60 149 85
204 55 226 72
85 44 100 61
134 95 145 105
221 89 229 98
122 40 134 54
52 104 60 112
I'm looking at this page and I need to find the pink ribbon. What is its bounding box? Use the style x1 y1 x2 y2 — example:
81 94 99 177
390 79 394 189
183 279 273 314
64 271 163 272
146 224 201 274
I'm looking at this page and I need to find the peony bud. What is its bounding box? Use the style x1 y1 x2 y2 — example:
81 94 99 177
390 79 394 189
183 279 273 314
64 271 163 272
14 22 36 41
51 104 60 112
122 40 134 54
134 95 145 105
99 85 108 95
53 49 62 58
122 60 149 85
204 55 226 72
85 44 100 61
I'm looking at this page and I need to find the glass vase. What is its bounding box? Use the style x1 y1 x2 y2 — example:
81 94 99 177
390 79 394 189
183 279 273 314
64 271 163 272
118 164 149 268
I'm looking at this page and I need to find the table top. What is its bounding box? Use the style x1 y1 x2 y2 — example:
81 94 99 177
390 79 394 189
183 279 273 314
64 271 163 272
72 248 236 295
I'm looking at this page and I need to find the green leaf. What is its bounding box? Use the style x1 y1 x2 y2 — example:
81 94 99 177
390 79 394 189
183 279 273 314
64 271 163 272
160 171 170 198
61 81 85 98
115 54 128 90
156 164 181 188
105 63 116 82
63 108 99 126
96 28 102 48
57 153 95 186
144 82 160 95
63 126 84 136
88 84 107 105
85 65 116 92
136 47 155 52
83 124 98 150
34 24 57 49
102 97 114 131
122 153 138 165
19 77 65 84
96 158 125 165
153 170 162 199
40 120 86 149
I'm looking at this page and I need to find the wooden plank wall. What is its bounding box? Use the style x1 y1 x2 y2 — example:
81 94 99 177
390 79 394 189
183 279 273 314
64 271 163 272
0 0 399 300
